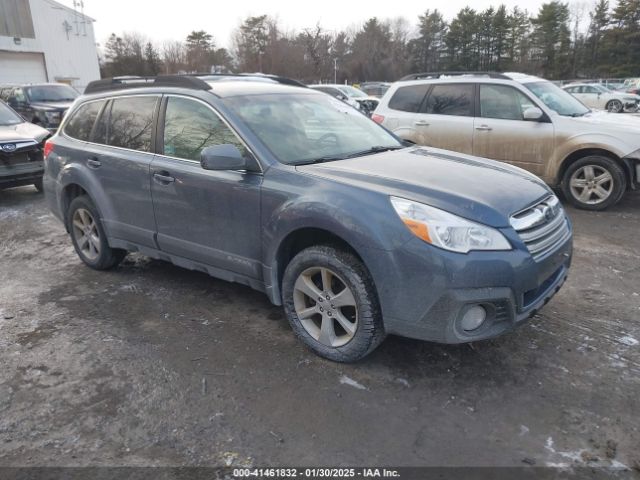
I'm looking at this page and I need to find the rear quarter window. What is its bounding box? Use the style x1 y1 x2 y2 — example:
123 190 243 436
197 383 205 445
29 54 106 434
64 100 106 141
423 84 474 116
388 85 430 112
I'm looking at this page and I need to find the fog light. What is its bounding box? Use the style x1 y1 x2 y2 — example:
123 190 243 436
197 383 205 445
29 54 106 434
461 305 487 331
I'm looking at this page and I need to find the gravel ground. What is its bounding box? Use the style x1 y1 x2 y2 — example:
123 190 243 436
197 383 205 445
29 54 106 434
0 186 638 470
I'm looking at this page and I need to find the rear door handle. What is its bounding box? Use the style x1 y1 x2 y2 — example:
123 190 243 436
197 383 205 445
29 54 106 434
475 125 492 131
153 171 175 184
87 158 101 168
414 120 430 126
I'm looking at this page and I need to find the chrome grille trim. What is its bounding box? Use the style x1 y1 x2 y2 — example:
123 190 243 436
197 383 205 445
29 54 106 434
510 195 570 260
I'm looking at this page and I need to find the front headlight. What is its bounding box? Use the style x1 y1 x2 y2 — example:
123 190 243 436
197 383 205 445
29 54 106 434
390 197 511 253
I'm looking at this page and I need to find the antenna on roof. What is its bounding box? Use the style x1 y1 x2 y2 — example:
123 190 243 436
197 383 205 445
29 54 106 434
72 0 87 36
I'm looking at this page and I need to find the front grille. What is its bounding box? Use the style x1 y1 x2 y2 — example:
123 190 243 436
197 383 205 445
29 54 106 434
0 140 43 167
510 195 570 261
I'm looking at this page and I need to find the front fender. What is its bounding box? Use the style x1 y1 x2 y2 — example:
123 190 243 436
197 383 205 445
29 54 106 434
260 168 413 304
550 132 634 182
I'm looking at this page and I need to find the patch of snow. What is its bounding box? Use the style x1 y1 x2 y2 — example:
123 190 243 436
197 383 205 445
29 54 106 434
618 335 638 346
0 208 21 220
339 375 367 390
395 377 410 388
519 425 529 436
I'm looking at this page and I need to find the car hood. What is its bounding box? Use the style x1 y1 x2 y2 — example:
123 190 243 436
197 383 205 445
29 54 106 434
296 147 552 227
562 110 640 131
613 93 640 100
29 100 74 111
0 122 50 142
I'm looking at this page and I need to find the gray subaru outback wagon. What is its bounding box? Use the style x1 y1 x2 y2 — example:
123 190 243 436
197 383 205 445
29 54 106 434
43 75 572 362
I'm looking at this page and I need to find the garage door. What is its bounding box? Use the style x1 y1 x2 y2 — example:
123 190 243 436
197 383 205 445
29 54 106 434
0 51 47 83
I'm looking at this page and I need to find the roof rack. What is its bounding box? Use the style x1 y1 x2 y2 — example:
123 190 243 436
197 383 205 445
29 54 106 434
194 73 306 88
399 71 511 81
84 75 212 94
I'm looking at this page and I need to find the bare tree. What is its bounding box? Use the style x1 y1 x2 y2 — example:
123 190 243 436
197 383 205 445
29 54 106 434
162 40 186 74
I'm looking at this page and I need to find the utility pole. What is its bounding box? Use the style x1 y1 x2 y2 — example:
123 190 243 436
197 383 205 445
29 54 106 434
334 58 337 84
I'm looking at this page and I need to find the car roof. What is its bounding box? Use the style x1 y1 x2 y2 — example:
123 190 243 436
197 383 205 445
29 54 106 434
79 80 320 102
395 72 545 86
206 81 318 98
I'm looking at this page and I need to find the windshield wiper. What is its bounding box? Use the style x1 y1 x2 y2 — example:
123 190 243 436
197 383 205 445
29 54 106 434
293 154 349 165
343 145 404 159
567 111 590 117
294 145 404 166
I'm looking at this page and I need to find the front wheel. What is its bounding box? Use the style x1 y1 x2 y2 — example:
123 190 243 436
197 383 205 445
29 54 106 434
561 155 626 210
67 195 126 269
606 99 623 113
282 245 385 362
33 178 43 192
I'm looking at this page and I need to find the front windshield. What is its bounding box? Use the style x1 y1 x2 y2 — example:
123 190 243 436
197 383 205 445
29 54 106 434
525 81 590 116
25 85 78 102
224 92 402 165
338 86 368 98
0 102 22 126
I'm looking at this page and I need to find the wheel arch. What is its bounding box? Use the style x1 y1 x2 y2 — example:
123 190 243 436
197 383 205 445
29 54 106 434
58 175 113 232
268 227 371 306
557 148 632 188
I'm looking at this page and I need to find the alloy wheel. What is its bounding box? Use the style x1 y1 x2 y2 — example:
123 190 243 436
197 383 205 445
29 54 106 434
292 266 358 347
607 99 623 113
71 208 101 261
569 165 614 205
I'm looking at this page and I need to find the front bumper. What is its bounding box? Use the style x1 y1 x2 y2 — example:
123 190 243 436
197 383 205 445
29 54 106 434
0 162 44 189
365 222 572 343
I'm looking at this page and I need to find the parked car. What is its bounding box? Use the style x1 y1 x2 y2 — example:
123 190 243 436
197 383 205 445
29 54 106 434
359 82 391 98
43 75 572 362
309 84 379 116
373 72 640 210
622 78 640 95
562 83 640 112
2 83 78 132
0 100 50 191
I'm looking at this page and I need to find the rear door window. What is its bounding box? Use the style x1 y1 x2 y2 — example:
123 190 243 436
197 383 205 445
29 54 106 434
107 96 158 152
423 84 474 116
64 100 106 141
388 85 430 112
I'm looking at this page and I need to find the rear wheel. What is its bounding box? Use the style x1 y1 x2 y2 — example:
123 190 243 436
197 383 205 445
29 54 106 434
606 99 623 113
33 178 43 192
561 155 626 210
67 195 126 269
282 245 385 362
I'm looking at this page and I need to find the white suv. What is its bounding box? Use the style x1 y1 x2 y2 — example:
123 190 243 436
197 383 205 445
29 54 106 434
373 72 640 210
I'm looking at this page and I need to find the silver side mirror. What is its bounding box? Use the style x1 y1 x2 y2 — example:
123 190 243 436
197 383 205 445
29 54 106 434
523 107 544 121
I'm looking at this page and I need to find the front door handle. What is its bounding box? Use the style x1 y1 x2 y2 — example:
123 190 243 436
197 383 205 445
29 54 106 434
87 158 101 168
153 171 175 184
414 120 430 126
475 125 493 131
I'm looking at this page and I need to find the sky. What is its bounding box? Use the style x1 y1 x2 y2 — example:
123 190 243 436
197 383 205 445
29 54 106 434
58 0 559 49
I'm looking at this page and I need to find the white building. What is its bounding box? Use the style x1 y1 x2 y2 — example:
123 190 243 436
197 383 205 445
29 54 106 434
0 0 99 90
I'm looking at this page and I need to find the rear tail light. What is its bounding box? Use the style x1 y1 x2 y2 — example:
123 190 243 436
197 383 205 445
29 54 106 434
43 139 54 159
371 113 385 124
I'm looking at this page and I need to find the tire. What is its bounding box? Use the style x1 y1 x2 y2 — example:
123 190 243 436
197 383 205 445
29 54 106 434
561 155 626 210
67 195 126 270
33 178 43 192
606 99 623 113
282 245 385 362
